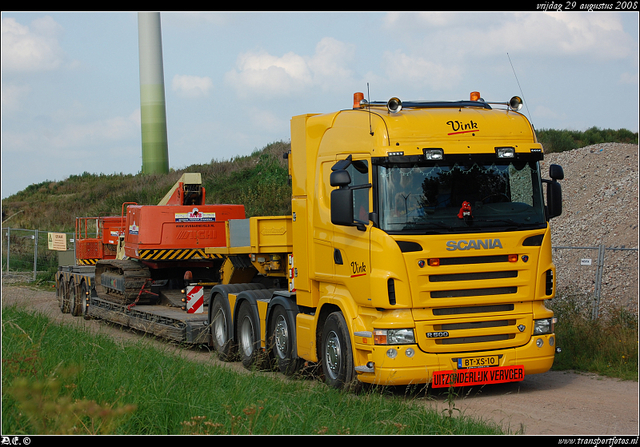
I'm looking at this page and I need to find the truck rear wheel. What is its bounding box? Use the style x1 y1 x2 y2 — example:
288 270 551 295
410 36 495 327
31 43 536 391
210 295 236 361
268 305 302 376
237 300 263 370
321 311 355 389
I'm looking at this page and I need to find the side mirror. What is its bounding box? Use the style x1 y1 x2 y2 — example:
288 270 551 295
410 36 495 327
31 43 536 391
330 169 351 187
330 156 371 230
550 164 564 181
331 188 354 226
546 180 562 219
544 164 563 219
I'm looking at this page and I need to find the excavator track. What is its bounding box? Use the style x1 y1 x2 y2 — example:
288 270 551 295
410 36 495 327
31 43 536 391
94 259 153 304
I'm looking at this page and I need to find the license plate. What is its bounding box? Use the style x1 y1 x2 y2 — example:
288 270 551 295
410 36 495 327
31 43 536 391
458 355 499 368
431 365 525 388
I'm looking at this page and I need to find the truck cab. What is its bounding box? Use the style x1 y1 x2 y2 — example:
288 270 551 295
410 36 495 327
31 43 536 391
288 93 563 387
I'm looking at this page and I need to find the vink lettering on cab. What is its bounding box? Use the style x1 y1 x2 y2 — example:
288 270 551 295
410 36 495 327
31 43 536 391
446 119 479 133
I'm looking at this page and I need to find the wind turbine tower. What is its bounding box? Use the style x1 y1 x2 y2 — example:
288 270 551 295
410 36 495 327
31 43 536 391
138 12 169 174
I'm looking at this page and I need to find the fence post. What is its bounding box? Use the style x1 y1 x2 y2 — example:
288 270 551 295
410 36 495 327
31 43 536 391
593 244 606 320
6 227 10 272
33 229 39 282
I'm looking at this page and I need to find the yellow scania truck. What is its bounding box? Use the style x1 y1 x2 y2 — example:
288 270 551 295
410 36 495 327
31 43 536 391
204 91 564 389
64 91 563 390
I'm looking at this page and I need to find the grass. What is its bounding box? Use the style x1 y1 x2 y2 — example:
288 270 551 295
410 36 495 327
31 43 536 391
1 304 503 435
549 294 638 381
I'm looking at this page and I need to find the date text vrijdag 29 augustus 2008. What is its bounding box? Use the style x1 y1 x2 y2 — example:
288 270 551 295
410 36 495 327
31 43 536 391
536 1 637 11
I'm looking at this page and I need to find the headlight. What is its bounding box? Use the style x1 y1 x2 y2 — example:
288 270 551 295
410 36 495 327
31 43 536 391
495 146 515 158
374 328 415 345
533 317 557 335
423 148 444 160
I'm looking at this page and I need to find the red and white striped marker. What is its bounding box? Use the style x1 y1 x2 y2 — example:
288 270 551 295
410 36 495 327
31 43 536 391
186 285 204 314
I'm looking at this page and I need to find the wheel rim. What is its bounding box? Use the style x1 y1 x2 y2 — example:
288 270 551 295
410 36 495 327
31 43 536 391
212 309 227 347
325 330 341 380
274 314 288 360
240 316 255 357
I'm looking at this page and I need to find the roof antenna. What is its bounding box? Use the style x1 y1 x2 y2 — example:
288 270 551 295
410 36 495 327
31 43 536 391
367 83 374 136
507 53 533 125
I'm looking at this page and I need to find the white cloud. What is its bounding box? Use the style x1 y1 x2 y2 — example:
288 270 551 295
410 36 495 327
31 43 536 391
308 37 356 87
172 74 214 98
225 49 311 97
1 16 67 72
225 37 356 98
382 12 636 61
531 13 635 59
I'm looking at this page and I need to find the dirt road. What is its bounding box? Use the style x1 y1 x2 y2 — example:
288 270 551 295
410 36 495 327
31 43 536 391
2 284 638 436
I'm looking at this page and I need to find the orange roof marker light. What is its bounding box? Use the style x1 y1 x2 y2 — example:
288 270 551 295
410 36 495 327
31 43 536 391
353 92 365 109
470 91 481 101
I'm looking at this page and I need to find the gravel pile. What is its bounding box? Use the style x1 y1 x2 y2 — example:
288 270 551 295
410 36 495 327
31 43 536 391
541 143 638 317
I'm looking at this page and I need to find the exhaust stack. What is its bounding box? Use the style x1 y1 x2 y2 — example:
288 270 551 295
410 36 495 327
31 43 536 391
138 12 169 174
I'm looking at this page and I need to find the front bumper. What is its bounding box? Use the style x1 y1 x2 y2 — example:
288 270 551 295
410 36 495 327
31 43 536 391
354 332 556 386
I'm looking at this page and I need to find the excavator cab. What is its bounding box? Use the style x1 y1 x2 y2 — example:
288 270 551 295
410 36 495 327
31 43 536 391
158 173 206 206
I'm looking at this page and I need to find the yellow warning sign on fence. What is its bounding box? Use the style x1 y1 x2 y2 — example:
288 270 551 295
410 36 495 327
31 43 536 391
48 232 67 251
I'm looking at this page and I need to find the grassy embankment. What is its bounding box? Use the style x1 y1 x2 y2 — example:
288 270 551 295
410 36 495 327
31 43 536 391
2 304 504 435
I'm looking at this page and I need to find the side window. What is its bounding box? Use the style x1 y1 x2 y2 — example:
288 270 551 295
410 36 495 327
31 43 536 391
347 160 369 223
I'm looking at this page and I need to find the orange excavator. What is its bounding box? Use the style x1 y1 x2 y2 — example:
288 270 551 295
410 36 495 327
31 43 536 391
93 173 245 305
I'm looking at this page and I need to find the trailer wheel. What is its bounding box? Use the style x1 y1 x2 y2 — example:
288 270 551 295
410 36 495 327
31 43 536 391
237 300 263 370
320 311 355 389
58 277 70 314
210 295 235 361
69 278 82 317
268 305 303 376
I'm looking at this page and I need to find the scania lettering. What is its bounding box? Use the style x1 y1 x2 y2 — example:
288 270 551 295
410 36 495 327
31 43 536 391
446 239 503 251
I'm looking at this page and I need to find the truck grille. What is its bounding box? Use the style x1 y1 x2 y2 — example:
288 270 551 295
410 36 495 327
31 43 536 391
433 304 514 316
409 252 534 354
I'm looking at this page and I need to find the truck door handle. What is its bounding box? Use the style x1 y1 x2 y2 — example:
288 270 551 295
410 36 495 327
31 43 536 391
334 248 343 265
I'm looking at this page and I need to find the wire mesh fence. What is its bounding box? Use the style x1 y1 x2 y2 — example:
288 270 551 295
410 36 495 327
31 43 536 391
2 227 75 283
552 245 638 319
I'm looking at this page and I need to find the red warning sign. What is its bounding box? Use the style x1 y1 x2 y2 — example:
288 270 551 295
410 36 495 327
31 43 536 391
431 365 525 388
186 286 204 314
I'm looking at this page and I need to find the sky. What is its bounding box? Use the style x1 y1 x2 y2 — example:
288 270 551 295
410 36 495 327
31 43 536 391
2 11 638 199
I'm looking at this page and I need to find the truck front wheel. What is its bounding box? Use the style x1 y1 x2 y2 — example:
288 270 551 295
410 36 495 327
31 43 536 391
321 312 355 389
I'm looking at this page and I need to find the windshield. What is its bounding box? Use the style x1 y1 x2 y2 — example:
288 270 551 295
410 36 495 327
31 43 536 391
376 159 546 234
